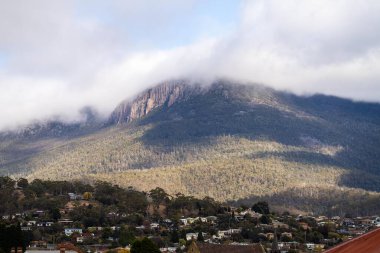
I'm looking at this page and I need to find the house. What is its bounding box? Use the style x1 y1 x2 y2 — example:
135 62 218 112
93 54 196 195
14 213 23 218
186 233 199 241
106 212 118 219
373 217 380 227
180 218 188 226
224 228 242 235
35 221 54 227
56 242 82 253
239 210 262 219
258 224 274 230
150 222 160 229
187 218 196 224
316 216 328 222
200 217 208 223
298 222 310 230
305 243 316 250
265 233 275 240
160 247 177 253
64 202 76 212
106 237 115 242
27 221 37 226
58 219 73 225
75 233 93 243
342 218 355 227
36 222 45 227
88 226 103 232
64 228 83 236
272 220 289 229
214 229 241 239
187 241 265 253
357 218 373 226
206 216 218 223
277 242 300 251
163 218 173 224
281 232 292 239
68 193 82 201
28 240 48 248
33 210 45 217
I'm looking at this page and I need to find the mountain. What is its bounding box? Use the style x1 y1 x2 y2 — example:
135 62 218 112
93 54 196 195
1 79 380 215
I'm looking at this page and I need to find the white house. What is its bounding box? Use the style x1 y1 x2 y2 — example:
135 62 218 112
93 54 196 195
186 232 206 241
150 223 160 229
64 228 83 236
179 219 188 226
186 233 198 241
27 221 36 226
68 193 82 200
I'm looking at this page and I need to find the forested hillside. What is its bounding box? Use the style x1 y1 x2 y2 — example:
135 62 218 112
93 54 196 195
1 80 380 214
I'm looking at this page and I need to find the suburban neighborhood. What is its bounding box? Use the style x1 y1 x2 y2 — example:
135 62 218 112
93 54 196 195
1 177 380 253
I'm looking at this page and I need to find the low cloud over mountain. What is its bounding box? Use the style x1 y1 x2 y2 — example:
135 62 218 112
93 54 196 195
1 0 380 130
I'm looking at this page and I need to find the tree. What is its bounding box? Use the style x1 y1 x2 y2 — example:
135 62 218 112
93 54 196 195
17 178 29 188
252 201 270 214
28 179 46 197
83 192 93 200
197 232 204 242
179 239 186 247
259 214 271 224
149 188 169 208
281 235 292 242
102 227 113 240
0 223 24 253
170 230 179 243
119 227 135 247
50 208 61 221
0 177 15 189
130 238 160 253
308 231 324 244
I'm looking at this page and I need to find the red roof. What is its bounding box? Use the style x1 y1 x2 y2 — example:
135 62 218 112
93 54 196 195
325 228 380 253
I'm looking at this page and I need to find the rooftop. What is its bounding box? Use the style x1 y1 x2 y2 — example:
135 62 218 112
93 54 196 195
325 228 380 253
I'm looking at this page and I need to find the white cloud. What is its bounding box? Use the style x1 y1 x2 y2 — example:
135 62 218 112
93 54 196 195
0 0 380 130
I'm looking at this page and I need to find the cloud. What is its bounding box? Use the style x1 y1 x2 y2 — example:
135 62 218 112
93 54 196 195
0 0 380 130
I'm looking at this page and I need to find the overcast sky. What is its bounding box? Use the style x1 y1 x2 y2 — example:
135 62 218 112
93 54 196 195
1 0 380 130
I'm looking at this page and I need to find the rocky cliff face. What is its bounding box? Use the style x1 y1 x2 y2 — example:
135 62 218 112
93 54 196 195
109 80 201 124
